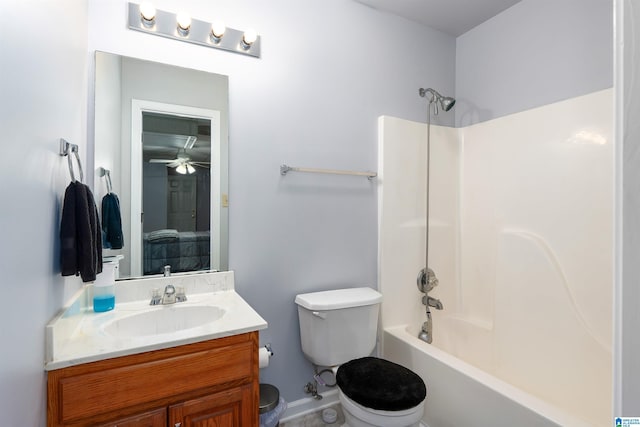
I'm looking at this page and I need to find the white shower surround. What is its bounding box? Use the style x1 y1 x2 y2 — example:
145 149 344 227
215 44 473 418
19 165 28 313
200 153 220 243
378 89 613 426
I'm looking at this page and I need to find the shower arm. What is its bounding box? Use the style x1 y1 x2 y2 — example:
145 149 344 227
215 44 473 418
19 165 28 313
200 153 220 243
419 88 440 115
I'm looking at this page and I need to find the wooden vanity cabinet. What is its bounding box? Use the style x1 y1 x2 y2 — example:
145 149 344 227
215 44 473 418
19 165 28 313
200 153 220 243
47 332 259 427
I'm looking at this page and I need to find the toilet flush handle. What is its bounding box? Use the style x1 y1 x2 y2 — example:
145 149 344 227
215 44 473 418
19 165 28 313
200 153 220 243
312 311 327 319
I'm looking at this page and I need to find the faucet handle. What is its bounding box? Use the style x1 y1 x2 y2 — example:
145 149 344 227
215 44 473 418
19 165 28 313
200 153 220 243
175 286 187 302
150 288 162 305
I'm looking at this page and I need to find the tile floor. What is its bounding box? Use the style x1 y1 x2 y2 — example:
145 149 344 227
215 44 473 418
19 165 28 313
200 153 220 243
280 404 345 427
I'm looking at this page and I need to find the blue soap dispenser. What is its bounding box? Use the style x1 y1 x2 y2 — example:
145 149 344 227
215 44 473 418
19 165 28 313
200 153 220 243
93 262 117 312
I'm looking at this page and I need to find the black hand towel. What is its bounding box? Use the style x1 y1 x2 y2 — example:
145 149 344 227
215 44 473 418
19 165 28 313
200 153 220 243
60 182 103 282
102 192 124 250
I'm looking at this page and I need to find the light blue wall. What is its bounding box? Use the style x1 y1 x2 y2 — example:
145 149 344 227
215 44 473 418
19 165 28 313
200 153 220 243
455 0 613 127
0 1 88 424
88 0 456 404
0 0 619 423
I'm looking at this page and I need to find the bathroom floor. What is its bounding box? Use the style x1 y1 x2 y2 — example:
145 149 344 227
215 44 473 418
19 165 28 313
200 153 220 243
280 404 345 427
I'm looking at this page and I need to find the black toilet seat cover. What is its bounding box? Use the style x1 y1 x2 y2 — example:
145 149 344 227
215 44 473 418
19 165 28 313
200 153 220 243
336 357 427 411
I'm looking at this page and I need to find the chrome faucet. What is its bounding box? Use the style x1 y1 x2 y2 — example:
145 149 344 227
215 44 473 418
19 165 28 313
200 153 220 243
149 284 186 305
161 265 177 304
148 265 187 305
418 297 444 344
419 311 434 344
161 284 177 304
417 268 444 344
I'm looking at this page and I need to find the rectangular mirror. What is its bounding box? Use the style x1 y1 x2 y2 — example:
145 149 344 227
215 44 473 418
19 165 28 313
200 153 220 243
94 52 229 279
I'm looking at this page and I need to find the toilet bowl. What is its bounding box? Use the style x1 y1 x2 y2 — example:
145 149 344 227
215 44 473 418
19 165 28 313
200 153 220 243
295 288 427 427
336 356 426 427
339 391 424 427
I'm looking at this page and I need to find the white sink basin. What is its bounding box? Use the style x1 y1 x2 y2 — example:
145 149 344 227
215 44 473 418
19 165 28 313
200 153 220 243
103 305 226 338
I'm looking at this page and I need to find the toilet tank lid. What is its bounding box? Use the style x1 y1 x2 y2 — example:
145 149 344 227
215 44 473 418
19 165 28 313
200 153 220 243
295 287 382 311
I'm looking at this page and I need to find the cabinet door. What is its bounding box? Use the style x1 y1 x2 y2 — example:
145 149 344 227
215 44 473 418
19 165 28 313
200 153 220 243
96 408 166 427
169 385 256 427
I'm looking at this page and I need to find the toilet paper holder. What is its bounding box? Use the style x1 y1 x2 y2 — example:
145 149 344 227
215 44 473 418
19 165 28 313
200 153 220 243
259 343 274 369
263 343 273 356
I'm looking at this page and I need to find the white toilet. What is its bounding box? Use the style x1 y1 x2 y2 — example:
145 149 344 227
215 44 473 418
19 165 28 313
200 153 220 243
295 287 426 427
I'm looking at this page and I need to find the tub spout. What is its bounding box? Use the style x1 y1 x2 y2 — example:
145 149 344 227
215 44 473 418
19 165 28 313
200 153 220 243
418 330 431 343
419 294 443 344
419 310 434 343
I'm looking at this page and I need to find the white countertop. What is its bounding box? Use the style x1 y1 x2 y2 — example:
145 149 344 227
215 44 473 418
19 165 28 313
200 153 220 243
45 271 267 371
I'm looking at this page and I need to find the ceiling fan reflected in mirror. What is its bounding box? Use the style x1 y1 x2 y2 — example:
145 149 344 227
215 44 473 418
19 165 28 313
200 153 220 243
149 148 210 174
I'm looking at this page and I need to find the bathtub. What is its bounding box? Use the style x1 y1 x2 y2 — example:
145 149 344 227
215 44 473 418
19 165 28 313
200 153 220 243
383 325 601 427
378 228 612 427
377 106 613 427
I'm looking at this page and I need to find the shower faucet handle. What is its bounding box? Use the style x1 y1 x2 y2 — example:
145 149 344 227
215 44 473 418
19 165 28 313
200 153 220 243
417 267 439 293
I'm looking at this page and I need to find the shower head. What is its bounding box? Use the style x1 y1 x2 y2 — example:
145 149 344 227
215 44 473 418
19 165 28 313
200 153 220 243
440 96 456 111
419 88 456 114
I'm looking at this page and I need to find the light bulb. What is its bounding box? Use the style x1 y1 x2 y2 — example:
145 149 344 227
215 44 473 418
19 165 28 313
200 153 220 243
211 20 226 40
139 2 156 26
242 28 258 48
186 164 196 174
176 12 192 35
176 164 187 174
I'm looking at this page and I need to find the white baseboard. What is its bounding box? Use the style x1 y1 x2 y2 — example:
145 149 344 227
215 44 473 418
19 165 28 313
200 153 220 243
279 389 340 422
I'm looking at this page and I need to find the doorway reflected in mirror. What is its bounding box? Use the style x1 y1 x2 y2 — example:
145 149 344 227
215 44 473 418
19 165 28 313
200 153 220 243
142 112 213 275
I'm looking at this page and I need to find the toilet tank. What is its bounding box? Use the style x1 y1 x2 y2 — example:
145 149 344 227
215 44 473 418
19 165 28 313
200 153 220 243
295 287 382 367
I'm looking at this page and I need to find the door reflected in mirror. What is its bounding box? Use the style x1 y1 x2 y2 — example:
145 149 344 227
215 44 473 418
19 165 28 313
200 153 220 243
94 52 229 279
137 108 220 276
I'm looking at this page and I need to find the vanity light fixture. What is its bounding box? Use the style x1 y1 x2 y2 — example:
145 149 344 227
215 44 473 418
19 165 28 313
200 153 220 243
139 1 156 27
176 12 191 36
241 29 258 49
211 20 226 43
127 2 261 58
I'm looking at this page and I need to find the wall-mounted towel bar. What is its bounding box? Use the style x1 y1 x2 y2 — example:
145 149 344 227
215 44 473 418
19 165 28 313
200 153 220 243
280 164 377 180
60 139 83 183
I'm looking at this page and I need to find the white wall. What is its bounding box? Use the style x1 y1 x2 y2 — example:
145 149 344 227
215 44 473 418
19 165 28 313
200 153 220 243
456 0 613 127
0 1 88 424
378 118 459 330
87 0 456 401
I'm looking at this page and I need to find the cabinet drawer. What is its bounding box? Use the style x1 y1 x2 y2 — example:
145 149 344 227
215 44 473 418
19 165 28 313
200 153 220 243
48 332 258 426
95 407 166 427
